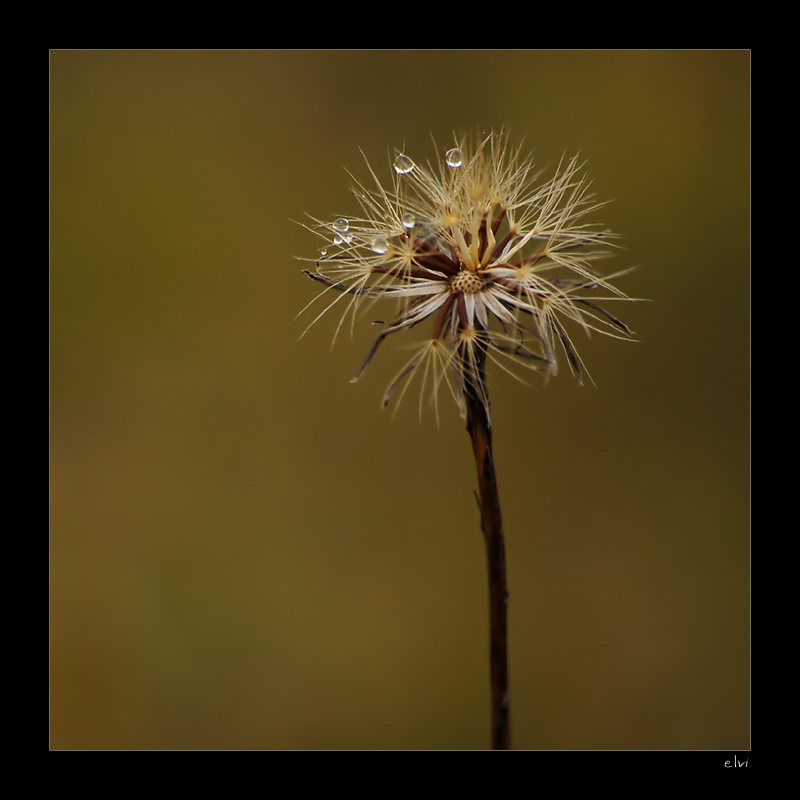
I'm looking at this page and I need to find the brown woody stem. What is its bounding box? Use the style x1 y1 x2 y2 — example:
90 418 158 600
463 353 511 751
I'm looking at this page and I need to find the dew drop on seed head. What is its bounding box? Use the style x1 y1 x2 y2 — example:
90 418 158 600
401 213 415 229
445 148 463 168
332 218 349 234
394 154 414 174
370 235 388 254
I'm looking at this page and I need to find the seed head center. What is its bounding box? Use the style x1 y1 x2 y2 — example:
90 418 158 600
450 269 485 295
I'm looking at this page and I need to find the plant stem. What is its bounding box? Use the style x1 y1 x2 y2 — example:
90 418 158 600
465 387 510 751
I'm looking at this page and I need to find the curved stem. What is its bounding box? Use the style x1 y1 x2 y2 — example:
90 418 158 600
464 374 510 751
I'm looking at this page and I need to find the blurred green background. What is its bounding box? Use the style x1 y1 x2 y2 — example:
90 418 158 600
50 50 749 750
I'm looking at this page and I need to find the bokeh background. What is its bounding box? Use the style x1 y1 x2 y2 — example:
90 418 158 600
50 50 750 750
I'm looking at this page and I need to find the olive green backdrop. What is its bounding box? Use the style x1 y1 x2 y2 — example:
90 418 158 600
50 50 750 750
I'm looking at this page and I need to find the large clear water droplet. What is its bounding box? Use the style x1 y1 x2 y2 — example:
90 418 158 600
401 213 415 229
394 154 414 174
370 235 388 255
445 148 463 168
332 218 349 233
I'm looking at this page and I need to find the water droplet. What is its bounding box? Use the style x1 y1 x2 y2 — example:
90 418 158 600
332 218 349 233
370 235 388 255
320 247 328 256
445 148 463 168
413 222 438 244
401 213 415 229
394 154 414 174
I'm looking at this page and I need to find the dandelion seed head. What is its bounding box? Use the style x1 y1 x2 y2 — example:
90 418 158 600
297 130 638 420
